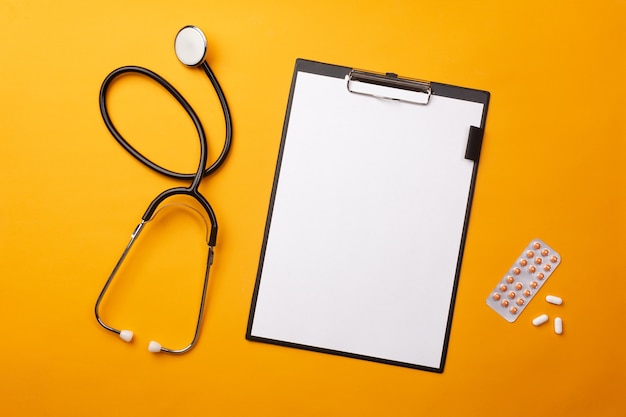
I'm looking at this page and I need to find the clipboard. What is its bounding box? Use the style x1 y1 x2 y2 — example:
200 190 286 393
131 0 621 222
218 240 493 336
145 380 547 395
247 59 490 372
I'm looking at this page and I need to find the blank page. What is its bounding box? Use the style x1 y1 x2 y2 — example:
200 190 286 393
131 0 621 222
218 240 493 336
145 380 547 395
248 61 487 371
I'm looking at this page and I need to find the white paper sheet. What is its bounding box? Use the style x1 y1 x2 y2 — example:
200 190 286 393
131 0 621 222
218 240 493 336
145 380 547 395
250 70 485 369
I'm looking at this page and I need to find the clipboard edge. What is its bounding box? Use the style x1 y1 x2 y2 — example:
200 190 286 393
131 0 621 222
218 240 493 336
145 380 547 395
245 333 445 373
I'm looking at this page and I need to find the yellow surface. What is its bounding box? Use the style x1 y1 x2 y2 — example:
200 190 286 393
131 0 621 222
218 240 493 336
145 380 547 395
1 0 624 415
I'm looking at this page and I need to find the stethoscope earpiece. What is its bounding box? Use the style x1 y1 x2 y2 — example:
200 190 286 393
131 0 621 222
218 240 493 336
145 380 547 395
118 331 164 354
119 330 134 342
148 341 162 353
174 25 208 67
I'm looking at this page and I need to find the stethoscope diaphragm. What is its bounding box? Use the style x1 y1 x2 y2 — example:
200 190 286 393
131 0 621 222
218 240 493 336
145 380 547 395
174 25 208 67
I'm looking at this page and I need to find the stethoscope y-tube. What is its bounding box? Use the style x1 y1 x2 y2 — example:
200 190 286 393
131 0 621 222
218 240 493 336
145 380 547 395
94 26 232 354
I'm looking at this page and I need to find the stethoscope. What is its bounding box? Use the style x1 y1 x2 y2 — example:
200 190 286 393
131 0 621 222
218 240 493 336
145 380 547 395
95 26 232 354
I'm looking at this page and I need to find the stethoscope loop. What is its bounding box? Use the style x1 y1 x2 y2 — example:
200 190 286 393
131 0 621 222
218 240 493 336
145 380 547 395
99 61 232 182
99 65 209 185
95 26 231 354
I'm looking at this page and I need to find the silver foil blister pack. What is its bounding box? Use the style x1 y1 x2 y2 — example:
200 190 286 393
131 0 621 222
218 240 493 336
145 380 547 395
487 239 561 322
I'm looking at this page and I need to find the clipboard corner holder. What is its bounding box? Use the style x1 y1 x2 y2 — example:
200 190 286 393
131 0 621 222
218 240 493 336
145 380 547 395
465 125 485 162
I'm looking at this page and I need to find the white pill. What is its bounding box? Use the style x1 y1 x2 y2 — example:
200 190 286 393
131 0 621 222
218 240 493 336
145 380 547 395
546 295 563 305
532 314 549 326
554 317 563 335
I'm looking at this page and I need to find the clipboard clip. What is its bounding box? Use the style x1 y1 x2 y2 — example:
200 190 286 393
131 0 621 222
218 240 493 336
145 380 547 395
346 69 432 105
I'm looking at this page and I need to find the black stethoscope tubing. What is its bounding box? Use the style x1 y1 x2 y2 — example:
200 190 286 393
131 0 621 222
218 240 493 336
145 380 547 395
95 46 232 353
98 61 232 245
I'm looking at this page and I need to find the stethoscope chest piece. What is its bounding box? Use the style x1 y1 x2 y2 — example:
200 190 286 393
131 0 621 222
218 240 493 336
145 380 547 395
175 26 208 67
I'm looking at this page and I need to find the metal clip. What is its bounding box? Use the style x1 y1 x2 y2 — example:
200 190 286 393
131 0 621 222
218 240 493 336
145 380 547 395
346 69 431 105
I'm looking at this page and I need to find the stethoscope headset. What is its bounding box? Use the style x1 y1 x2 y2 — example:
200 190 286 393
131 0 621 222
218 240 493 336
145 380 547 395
95 26 232 354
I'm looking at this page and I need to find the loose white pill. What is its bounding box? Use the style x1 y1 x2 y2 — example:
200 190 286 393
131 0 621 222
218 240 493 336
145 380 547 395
546 295 563 305
554 317 563 334
532 314 549 326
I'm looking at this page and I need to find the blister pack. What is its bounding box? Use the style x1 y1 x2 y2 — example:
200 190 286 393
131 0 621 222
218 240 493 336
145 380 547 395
486 239 561 322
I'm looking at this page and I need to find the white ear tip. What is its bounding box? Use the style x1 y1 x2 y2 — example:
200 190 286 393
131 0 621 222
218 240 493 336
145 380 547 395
119 330 134 342
174 25 207 67
148 341 162 353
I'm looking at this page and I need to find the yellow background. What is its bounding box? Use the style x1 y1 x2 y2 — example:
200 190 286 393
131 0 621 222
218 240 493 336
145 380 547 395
1 0 625 415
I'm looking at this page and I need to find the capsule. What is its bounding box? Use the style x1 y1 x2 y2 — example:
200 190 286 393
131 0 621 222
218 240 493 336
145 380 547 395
546 295 563 305
529 266 536 273
509 307 518 315
493 293 501 301
534 257 543 265
550 255 558 263
526 250 534 258
554 317 563 335
541 249 549 256
506 276 515 284
501 300 509 307
508 291 516 299
537 273 545 280
544 264 552 272
533 242 541 249
530 281 538 289
499 284 508 292
532 314 549 326
516 298 525 306
515 282 523 290
513 267 521 275
523 289 532 297
520 259 528 267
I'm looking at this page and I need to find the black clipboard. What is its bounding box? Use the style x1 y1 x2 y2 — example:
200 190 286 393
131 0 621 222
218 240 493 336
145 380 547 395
247 59 489 372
